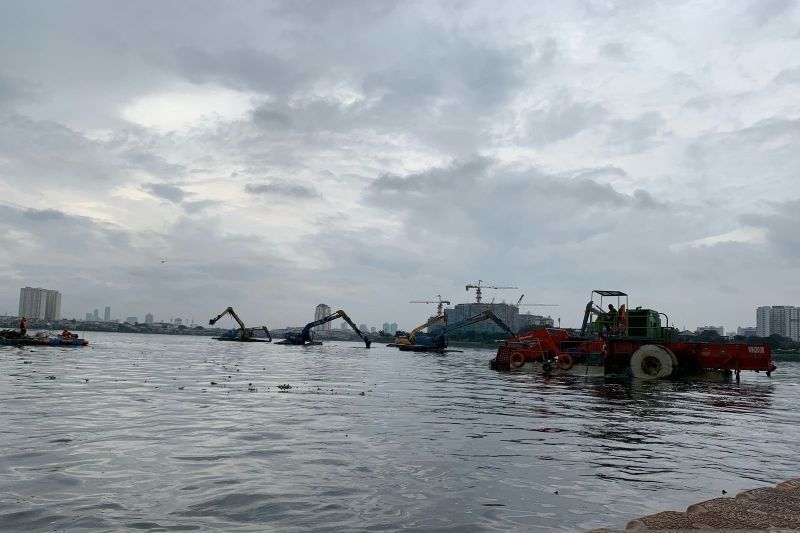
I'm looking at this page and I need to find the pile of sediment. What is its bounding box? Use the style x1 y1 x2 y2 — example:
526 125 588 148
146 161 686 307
591 478 800 531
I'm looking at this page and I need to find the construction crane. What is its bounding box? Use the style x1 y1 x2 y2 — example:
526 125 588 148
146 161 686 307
465 280 518 304
410 295 451 315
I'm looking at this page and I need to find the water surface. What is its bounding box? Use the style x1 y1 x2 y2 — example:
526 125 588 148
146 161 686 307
1 333 798 531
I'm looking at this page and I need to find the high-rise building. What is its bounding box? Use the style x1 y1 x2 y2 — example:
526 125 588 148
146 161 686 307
85 312 93 321
756 306 771 337
19 287 60 320
125 317 138 325
756 306 800 341
737 326 757 337
370 326 376 333
390 323 398 335
145 313 154 325
104 306 111 321
340 322 349 330
314 303 332 331
93 309 99 321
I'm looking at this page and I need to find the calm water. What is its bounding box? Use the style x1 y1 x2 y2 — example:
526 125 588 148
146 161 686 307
1 333 798 531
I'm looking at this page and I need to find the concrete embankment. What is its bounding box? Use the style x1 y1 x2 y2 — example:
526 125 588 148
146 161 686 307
591 478 800 531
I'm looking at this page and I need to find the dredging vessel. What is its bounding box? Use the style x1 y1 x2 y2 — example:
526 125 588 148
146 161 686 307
490 290 775 381
0 330 89 347
208 306 272 342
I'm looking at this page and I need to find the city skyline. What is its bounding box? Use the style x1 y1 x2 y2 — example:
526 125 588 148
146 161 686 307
6 285 790 335
0 2 798 331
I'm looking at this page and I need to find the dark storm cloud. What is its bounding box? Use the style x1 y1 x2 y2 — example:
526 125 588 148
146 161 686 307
245 179 320 198
144 183 187 203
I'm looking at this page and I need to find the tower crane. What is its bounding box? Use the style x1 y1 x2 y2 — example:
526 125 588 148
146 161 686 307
410 295 451 315
465 280 518 304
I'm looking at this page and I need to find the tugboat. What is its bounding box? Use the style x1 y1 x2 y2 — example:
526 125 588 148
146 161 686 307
0 329 89 347
490 290 775 381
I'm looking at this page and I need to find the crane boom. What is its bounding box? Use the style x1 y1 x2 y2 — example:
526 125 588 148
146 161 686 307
410 295 451 315
465 280 518 303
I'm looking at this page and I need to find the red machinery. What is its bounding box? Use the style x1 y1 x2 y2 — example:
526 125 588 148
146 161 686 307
491 290 775 381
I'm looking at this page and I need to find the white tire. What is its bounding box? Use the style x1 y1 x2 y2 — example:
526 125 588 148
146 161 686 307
630 345 676 380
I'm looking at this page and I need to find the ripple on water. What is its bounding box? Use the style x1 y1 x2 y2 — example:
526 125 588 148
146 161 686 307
1 334 799 530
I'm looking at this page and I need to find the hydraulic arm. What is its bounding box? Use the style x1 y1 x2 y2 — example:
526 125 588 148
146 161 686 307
281 310 371 348
209 307 271 342
393 314 447 347
411 309 516 350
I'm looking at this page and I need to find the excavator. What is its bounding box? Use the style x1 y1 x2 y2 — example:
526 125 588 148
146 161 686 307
209 307 272 342
399 309 515 353
388 314 447 348
276 310 371 348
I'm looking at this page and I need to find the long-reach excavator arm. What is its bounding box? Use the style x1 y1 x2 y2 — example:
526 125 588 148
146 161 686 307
394 314 447 346
408 310 516 350
282 310 371 348
209 306 272 342
209 307 247 339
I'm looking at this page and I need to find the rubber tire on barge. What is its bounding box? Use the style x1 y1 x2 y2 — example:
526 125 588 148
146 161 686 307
629 345 676 380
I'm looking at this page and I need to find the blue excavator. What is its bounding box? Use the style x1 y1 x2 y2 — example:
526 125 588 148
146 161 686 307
209 306 272 342
399 309 515 352
276 309 371 348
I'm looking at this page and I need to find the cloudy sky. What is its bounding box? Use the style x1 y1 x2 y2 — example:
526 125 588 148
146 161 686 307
1 0 798 331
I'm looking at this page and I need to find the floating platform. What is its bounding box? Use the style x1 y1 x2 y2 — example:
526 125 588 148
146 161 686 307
591 478 800 531
0 336 89 347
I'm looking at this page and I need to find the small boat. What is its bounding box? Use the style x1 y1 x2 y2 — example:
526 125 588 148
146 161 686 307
0 330 89 347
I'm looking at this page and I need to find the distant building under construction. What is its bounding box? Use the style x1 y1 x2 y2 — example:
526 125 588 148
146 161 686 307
443 302 519 333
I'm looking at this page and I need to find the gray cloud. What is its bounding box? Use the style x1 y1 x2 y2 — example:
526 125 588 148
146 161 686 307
245 179 320 198
144 183 188 203
0 1 798 330
599 42 631 61
526 95 607 145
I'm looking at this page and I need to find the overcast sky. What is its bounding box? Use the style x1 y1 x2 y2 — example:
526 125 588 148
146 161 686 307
1 0 799 331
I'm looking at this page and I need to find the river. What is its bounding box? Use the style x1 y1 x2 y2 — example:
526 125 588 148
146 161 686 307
1 333 797 531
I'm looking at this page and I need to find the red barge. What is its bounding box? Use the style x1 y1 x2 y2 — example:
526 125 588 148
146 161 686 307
490 290 775 381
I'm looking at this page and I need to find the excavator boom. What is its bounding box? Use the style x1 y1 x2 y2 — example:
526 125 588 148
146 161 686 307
280 309 371 347
209 306 271 342
403 309 515 351
393 314 447 346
